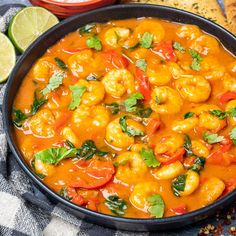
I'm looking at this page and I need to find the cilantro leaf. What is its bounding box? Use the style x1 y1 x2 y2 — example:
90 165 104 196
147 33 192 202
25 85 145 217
229 127 236 145
135 107 152 118
140 32 153 49
183 135 195 156
79 23 96 35
136 59 147 72
189 49 202 71
105 102 120 115
124 92 144 112
173 42 185 53
54 57 68 71
86 36 102 51
119 115 144 137
147 194 165 218
42 72 64 95
59 187 72 200
69 85 86 110
35 147 78 165
189 156 205 173
203 132 225 144
209 110 227 120
105 195 127 216
13 92 47 127
184 112 195 119
172 174 187 197
77 140 108 160
140 148 160 167
227 107 236 117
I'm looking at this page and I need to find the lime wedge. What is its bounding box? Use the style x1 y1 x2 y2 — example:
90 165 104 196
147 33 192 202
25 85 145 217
0 33 16 82
8 7 59 53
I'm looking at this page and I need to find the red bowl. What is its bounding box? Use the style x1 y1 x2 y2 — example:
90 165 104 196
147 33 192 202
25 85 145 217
30 0 116 18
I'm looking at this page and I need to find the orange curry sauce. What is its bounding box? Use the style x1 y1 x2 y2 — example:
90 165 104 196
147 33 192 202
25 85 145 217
13 18 236 218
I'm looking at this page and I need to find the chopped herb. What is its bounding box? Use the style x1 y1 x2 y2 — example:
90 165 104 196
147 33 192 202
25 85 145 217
172 174 187 197
42 72 64 95
229 127 236 145
77 140 108 160
86 36 102 51
69 85 86 110
155 96 161 105
135 59 147 71
135 107 152 118
173 42 185 53
183 135 195 156
147 194 165 218
105 102 120 115
189 49 202 71
66 140 75 148
140 32 153 49
35 147 78 165
13 92 47 127
36 173 46 179
105 195 127 216
189 156 205 173
209 110 227 120
227 107 236 117
124 92 144 112
123 42 140 51
119 115 144 137
184 112 195 119
86 74 97 81
140 148 160 167
59 187 71 200
79 23 96 35
203 132 225 144
54 57 68 70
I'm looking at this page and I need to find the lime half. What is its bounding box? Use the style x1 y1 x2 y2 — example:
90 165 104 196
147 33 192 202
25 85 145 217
8 7 59 53
0 33 16 82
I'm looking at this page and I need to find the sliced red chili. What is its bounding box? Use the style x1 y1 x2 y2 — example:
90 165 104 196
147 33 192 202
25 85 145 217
170 203 188 215
135 67 151 102
153 40 177 62
219 92 236 104
70 159 115 189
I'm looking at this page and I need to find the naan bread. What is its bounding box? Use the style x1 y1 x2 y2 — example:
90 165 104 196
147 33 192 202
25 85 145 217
122 0 230 30
224 0 236 34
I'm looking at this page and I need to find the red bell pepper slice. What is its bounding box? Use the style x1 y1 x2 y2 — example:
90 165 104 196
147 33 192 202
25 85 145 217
153 40 177 61
70 159 115 189
158 148 186 165
146 118 161 136
67 187 85 205
219 92 236 104
135 67 151 102
223 178 236 195
170 203 188 215
102 50 129 69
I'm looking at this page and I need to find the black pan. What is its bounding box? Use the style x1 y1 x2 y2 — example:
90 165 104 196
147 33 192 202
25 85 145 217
3 4 236 232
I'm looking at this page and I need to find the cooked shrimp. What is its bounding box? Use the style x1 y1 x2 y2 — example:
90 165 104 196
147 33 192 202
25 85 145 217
32 57 58 82
175 76 211 103
134 19 165 43
104 27 130 47
154 133 184 155
191 140 209 158
150 86 183 114
62 127 80 147
226 99 236 125
115 151 148 184
171 117 199 133
227 60 236 76
147 64 172 86
130 182 162 212
72 105 110 128
167 62 186 80
176 25 201 40
130 144 148 152
68 49 101 78
223 73 236 93
29 109 55 138
190 35 220 55
105 117 145 148
34 159 56 177
192 104 226 131
75 80 105 106
102 69 135 97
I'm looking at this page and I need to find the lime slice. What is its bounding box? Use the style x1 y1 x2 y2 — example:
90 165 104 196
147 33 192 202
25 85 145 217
8 7 59 53
0 33 16 82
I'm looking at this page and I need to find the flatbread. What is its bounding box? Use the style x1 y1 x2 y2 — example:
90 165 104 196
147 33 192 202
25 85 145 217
122 0 230 30
224 0 236 34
